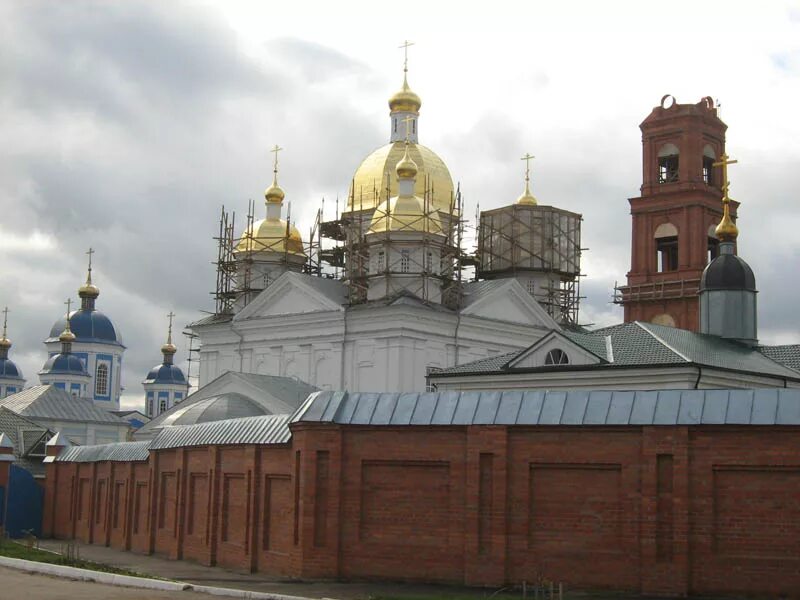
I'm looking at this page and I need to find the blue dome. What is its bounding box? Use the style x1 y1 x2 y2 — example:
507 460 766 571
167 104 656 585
145 363 187 385
0 358 23 380
40 353 90 376
48 309 122 345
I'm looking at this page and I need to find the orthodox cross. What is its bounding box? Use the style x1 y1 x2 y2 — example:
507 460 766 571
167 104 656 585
401 115 415 143
712 153 738 200
270 144 283 175
1 306 8 338
167 311 175 344
399 40 414 72
64 298 73 329
521 153 535 183
85 247 94 283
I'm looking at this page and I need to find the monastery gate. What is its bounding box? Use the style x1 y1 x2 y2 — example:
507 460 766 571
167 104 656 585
43 390 800 598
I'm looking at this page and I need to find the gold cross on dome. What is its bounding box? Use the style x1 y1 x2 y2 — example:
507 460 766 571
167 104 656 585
167 311 175 344
521 153 535 182
399 40 415 72
86 247 94 268
1 307 8 338
713 153 738 200
401 115 415 143
270 144 283 174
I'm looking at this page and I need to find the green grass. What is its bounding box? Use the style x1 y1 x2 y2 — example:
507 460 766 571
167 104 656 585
0 538 160 579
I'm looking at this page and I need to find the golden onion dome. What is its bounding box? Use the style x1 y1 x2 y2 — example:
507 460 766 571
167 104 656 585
516 181 537 206
0 337 11 349
395 145 418 180
715 199 738 242
59 329 76 344
349 142 454 212
265 181 285 205
161 342 177 355
235 218 305 257
78 282 100 299
369 195 443 235
388 73 421 114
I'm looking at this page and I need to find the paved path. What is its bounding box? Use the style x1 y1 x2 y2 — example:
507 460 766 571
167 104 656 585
1 566 214 600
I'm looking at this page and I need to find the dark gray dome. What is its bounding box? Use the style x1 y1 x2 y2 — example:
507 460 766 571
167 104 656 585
700 254 756 292
160 392 269 428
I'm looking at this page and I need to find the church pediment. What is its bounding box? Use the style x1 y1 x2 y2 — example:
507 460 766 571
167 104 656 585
234 272 346 321
507 330 604 369
460 279 560 329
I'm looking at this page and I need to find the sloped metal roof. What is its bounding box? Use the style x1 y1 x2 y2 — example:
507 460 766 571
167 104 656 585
0 386 128 425
56 440 151 463
292 389 800 426
149 413 291 450
757 344 800 372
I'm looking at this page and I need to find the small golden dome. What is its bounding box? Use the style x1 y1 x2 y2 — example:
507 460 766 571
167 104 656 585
516 182 537 206
235 218 306 256
396 144 418 180
715 200 738 242
59 329 76 344
369 195 443 234
161 342 177 355
0 337 11 349
265 180 285 205
388 73 421 114
78 282 100 298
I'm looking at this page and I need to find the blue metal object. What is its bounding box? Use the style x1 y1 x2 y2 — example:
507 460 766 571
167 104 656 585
5 464 43 538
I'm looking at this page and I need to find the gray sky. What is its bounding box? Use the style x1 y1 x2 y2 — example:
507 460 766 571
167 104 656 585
2 0 800 410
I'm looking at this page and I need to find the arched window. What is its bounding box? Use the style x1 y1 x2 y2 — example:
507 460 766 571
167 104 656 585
400 249 410 273
95 363 109 396
707 224 720 263
702 145 716 185
377 250 385 272
654 223 679 272
544 349 569 366
658 143 680 183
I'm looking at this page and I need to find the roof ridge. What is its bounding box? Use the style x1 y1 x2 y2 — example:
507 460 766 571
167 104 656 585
634 322 691 362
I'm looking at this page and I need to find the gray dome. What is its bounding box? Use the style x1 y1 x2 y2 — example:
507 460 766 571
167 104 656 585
700 254 756 292
158 392 269 428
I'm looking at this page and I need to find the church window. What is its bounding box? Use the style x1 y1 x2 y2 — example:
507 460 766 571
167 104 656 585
426 251 433 272
654 223 679 272
708 237 720 263
703 145 716 186
544 348 569 366
95 363 109 396
378 250 385 272
527 279 536 295
159 399 167 414
393 119 397 133
148 398 153 416
400 250 410 273
425 366 440 392
412 119 416 134
657 143 680 184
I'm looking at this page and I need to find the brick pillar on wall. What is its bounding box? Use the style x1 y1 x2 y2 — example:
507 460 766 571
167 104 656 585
464 426 508 586
640 426 690 596
289 424 342 579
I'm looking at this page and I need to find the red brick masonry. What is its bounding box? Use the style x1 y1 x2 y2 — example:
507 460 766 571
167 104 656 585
43 424 800 597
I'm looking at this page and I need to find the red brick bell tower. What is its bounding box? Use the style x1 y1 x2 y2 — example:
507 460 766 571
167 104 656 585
615 95 737 331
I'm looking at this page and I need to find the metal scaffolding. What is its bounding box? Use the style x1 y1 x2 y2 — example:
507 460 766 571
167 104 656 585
476 204 583 324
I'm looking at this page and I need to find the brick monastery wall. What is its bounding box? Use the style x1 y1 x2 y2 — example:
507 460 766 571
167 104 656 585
43 424 800 597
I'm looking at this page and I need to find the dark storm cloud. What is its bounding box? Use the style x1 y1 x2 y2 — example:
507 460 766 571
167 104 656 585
0 0 382 406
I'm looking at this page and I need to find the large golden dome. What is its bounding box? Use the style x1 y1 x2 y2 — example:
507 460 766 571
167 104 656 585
348 142 454 212
235 218 305 256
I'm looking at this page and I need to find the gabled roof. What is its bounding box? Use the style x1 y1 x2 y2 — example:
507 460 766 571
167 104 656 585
134 371 318 438
758 344 800 372
0 385 129 425
432 322 800 380
0 407 50 456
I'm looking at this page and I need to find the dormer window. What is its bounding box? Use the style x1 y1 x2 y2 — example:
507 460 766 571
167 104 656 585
544 348 569 365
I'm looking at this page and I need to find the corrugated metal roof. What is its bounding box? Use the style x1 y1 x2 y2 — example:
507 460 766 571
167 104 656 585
149 413 292 450
0 386 127 425
292 389 800 426
56 440 151 463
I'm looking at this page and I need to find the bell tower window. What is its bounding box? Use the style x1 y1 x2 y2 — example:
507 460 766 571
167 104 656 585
654 223 679 272
703 145 716 186
657 143 680 184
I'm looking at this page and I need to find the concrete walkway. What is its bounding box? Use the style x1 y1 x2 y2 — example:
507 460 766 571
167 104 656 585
35 539 516 600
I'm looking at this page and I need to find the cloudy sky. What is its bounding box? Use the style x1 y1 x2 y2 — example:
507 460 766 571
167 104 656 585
2 0 800 409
